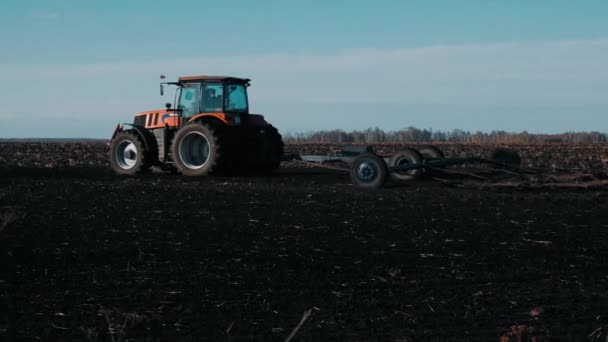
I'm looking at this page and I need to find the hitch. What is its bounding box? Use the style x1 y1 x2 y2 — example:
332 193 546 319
106 123 123 150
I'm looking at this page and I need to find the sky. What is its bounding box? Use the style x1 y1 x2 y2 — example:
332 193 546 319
0 0 607 138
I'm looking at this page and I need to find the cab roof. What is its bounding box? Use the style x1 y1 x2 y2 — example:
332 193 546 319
178 75 251 83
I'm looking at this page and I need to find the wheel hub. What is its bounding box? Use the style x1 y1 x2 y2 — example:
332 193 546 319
116 140 138 169
179 131 210 169
357 161 378 182
395 158 414 175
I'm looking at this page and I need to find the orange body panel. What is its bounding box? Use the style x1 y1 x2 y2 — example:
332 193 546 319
135 111 269 129
188 113 229 124
135 110 181 128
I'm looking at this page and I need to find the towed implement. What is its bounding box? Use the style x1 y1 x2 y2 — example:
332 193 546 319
291 145 524 189
108 75 523 189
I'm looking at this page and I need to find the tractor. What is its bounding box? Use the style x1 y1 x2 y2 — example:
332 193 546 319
108 75 284 176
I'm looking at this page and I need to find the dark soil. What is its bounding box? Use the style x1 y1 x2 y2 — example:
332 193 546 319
1 143 608 341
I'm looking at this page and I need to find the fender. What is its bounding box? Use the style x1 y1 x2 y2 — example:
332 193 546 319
188 113 229 125
189 116 228 129
111 123 151 151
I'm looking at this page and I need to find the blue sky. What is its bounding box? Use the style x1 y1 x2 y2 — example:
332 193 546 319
0 0 607 137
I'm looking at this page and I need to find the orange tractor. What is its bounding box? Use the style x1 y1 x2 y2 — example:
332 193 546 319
108 76 284 176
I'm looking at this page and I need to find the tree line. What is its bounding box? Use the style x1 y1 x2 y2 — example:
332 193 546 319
283 127 608 144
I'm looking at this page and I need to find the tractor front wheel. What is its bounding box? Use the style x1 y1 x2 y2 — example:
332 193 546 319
109 131 149 175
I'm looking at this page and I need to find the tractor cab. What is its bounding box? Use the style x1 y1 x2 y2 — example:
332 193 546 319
162 76 252 126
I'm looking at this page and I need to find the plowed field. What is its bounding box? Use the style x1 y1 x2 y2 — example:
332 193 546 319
1 142 607 341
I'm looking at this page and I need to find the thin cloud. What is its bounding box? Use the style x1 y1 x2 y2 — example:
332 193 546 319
3 38 608 82
27 11 60 19
1 38 607 121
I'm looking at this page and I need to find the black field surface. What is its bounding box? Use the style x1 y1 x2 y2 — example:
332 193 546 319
1 143 608 341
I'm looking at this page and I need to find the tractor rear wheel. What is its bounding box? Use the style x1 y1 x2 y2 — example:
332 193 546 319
109 131 149 175
253 125 284 175
171 123 225 176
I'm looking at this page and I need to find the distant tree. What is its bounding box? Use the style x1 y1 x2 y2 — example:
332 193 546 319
282 127 608 144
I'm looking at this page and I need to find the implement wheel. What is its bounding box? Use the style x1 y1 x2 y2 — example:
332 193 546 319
350 153 388 189
417 145 444 161
389 148 422 181
417 145 445 174
491 149 522 169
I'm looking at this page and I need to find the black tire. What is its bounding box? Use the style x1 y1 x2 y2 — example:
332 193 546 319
259 125 284 173
109 131 148 175
248 125 284 175
350 153 388 189
491 149 522 169
417 145 445 174
388 148 423 181
171 123 225 176
417 145 445 161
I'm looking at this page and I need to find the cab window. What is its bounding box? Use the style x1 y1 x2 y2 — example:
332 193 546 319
226 84 248 112
178 83 201 118
202 83 224 112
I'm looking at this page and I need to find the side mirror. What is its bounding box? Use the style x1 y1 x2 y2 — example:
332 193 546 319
160 84 164 96
165 103 172 109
